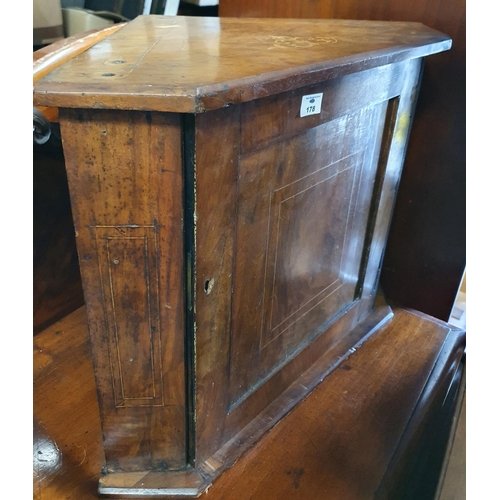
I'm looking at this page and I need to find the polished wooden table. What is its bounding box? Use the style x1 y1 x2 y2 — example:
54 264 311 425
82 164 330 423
34 306 465 499
34 15 452 497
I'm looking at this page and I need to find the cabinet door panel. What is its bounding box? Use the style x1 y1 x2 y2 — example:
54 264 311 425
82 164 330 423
229 102 388 409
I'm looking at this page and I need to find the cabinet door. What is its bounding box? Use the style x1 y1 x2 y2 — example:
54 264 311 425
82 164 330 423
229 102 388 409
195 59 422 461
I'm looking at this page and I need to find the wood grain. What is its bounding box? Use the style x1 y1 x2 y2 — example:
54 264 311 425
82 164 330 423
228 103 387 409
34 307 103 500
58 108 186 472
42 16 452 495
33 24 125 82
34 306 465 500
33 16 450 113
240 62 405 153
375 310 466 499
219 0 466 321
33 23 125 123
33 27 128 332
194 106 240 464
189 56 427 478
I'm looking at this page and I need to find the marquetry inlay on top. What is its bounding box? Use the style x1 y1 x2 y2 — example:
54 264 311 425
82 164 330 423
33 15 451 113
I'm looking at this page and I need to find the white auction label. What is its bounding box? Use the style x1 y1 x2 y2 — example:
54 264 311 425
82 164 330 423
300 93 323 117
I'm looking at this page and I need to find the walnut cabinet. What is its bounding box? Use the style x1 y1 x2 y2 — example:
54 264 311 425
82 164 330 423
34 15 451 497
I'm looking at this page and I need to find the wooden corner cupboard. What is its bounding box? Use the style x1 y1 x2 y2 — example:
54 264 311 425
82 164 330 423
33 15 452 497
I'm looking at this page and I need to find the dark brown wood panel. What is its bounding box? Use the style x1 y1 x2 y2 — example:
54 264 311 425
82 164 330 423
194 105 241 463
33 145 84 334
229 104 387 409
220 57 423 445
356 58 423 320
241 62 404 153
219 0 466 321
58 109 186 472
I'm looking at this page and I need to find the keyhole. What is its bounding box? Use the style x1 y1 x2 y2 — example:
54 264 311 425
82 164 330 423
204 278 214 295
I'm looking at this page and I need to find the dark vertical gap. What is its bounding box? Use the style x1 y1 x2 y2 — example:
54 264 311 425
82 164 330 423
354 96 401 300
181 114 196 467
373 60 425 302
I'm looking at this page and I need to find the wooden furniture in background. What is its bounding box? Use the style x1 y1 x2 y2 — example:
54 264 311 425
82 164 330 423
33 24 125 334
219 0 466 322
34 306 465 499
33 0 64 46
34 15 451 496
34 23 125 122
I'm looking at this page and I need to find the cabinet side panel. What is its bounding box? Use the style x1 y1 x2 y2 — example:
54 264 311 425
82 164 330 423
357 57 424 320
194 106 240 464
59 109 186 472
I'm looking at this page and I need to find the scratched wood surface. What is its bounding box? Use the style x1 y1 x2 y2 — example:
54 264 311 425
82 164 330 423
57 108 186 472
33 15 450 113
228 100 387 410
194 106 240 463
33 306 464 500
33 23 125 123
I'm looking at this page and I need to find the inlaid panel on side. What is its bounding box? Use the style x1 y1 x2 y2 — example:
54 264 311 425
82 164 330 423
94 226 163 408
229 102 388 409
59 109 186 472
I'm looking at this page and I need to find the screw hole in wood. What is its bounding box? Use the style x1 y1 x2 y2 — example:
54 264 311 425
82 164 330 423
204 278 214 295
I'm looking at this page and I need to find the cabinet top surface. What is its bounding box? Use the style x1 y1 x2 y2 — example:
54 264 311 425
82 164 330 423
34 15 451 113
